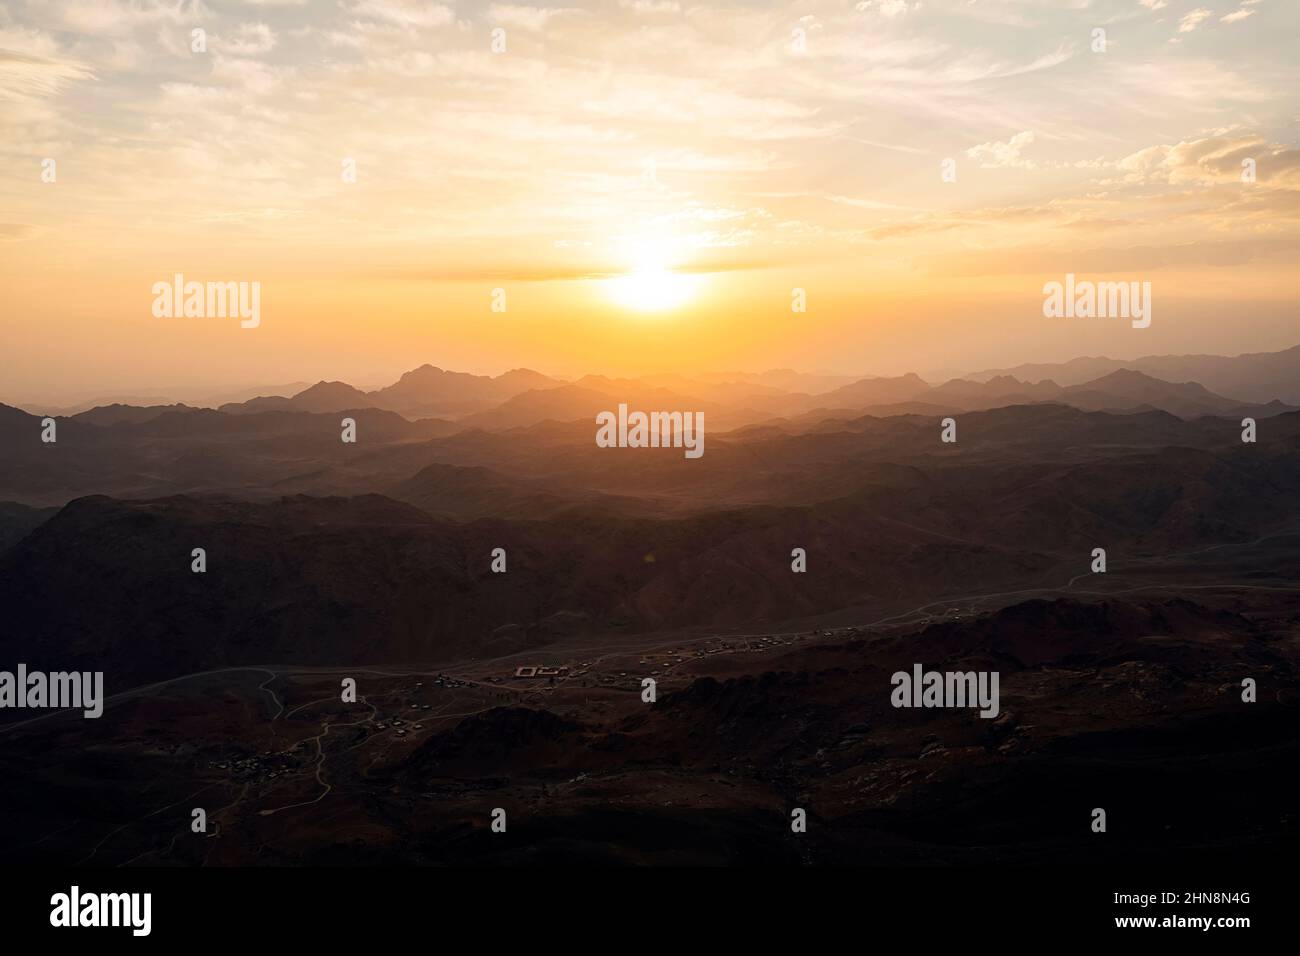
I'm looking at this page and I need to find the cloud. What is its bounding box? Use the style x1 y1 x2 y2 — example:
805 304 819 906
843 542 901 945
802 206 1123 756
965 131 1037 169
855 0 919 17
0 48 93 99
1177 8 1213 33
223 22 276 56
37 0 213 37
343 1 454 28
4 0 1298 298
990 42 1073 79
869 203 1071 241
489 5 577 31
1220 9 1256 24
619 0 679 12
923 237 1300 278
0 25 63 58
1115 135 1300 188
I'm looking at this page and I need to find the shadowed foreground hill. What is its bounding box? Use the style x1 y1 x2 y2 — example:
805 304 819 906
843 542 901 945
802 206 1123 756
384 597 1300 864
4 589 1294 866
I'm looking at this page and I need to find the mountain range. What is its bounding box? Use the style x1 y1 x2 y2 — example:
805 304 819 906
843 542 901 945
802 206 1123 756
4 397 1298 686
2 344 1298 867
968 343 1300 404
11 344 1297 441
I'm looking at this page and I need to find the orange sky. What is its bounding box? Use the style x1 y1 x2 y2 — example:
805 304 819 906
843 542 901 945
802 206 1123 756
2 0 1298 404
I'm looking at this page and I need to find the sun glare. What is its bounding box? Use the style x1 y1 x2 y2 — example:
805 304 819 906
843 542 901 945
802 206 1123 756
605 241 702 313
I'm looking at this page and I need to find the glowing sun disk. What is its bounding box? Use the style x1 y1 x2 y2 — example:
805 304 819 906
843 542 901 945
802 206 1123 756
606 264 701 312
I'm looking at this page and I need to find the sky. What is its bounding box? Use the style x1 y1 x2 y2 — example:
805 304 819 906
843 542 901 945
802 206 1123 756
1 0 1298 403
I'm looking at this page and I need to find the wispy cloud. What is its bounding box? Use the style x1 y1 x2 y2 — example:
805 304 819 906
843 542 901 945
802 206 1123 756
1178 8 1213 33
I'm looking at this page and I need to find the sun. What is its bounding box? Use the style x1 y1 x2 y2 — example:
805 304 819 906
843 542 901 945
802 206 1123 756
604 241 702 313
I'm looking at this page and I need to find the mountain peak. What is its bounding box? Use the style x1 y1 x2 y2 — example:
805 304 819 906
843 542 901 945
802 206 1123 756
298 380 366 395
396 364 447 380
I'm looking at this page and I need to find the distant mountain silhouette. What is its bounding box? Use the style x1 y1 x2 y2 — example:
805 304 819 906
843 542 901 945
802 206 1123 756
4 345 1300 512
967 343 1300 404
70 403 200 426
16 346 1300 448
219 366 566 419
809 372 932 408
458 378 757 432
370 365 563 418
222 381 373 415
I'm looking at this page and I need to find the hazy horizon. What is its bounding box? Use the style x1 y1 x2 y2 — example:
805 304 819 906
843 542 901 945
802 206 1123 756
6 334 1300 410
